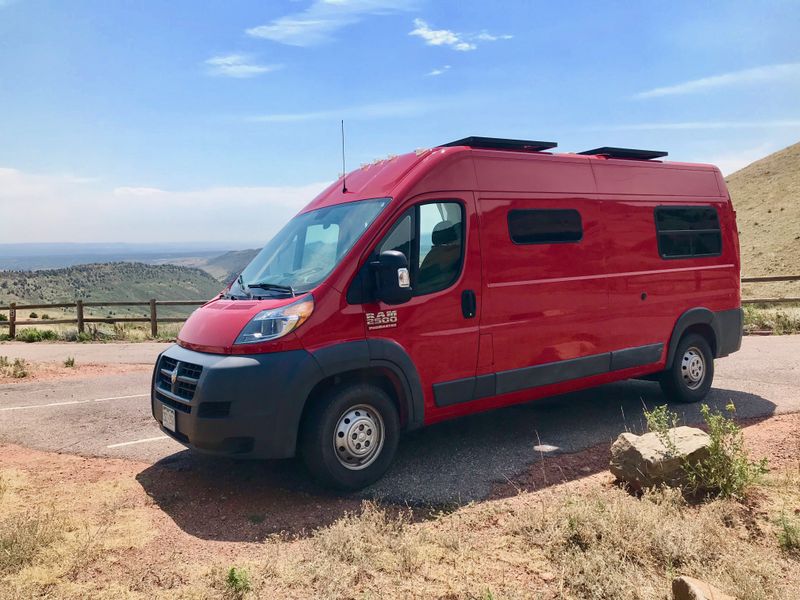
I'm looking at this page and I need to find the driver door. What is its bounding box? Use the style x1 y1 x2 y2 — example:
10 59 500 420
363 195 482 422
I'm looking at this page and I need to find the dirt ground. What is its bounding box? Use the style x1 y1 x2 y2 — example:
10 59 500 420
0 360 151 385
1 412 798 599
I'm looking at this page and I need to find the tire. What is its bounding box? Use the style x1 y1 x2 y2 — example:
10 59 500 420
659 333 714 403
300 383 400 490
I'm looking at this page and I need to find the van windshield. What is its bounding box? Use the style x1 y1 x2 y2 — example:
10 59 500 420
231 198 390 297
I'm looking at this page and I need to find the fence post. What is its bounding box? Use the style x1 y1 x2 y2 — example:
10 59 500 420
76 300 84 334
8 302 15 338
149 299 157 338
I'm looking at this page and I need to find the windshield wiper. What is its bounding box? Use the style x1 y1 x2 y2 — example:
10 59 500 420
246 281 296 297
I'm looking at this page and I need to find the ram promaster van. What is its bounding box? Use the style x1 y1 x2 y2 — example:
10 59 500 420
152 137 743 489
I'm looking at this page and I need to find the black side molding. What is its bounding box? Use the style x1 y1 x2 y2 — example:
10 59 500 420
434 342 664 408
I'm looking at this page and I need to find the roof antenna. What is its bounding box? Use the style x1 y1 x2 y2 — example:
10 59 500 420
340 119 348 193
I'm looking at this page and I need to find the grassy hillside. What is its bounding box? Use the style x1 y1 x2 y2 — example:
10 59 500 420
726 141 800 278
0 262 222 319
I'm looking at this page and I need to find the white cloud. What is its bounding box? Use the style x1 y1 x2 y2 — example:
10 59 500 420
409 19 512 52
585 119 800 132
246 98 443 123
426 65 451 76
246 0 414 46
410 19 474 51
635 62 800 99
205 54 283 78
0 167 328 243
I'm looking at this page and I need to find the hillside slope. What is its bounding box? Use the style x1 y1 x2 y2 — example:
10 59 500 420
0 263 222 309
726 141 800 277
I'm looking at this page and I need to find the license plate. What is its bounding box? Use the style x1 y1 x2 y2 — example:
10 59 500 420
162 405 176 432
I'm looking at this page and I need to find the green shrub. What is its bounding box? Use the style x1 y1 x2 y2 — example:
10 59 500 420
64 356 75 368
225 566 251 598
28 312 38 319
15 328 57 343
40 313 51 320
643 404 681 457
0 313 7 322
686 403 768 500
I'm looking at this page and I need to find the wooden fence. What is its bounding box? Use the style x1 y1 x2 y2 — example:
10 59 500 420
0 300 205 338
0 274 797 339
741 274 800 305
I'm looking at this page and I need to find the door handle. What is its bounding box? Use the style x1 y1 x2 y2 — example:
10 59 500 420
461 289 476 319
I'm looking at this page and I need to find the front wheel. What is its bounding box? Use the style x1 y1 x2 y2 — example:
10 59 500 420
300 383 399 490
659 333 714 403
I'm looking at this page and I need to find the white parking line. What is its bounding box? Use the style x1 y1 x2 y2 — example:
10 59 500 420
0 393 149 412
107 435 169 449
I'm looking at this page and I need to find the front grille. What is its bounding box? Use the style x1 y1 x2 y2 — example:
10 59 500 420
156 356 203 403
155 389 191 414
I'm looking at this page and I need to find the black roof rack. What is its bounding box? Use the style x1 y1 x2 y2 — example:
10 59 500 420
441 136 557 153
578 147 668 160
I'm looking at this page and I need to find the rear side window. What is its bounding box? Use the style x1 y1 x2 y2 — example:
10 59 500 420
655 206 722 259
508 209 582 244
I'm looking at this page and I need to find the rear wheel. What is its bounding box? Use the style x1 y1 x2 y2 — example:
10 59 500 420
659 333 714 403
300 383 399 490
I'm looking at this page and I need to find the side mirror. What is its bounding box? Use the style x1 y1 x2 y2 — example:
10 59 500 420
371 250 412 305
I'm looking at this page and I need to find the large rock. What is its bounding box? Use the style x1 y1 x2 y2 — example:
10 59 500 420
672 575 735 600
609 426 711 490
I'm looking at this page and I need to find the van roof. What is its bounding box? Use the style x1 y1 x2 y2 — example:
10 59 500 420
302 138 725 212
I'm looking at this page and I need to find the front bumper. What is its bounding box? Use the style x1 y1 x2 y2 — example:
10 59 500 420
151 344 323 459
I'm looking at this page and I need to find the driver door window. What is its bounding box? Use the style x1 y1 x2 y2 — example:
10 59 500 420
375 201 464 297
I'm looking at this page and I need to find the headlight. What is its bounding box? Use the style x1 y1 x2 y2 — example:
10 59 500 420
234 295 314 345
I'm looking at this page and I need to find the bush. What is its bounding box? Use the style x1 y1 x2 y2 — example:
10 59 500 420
686 403 768 500
0 313 7 322
0 357 28 378
40 313 51 320
64 356 75 368
15 328 58 343
225 567 251 598
28 312 38 319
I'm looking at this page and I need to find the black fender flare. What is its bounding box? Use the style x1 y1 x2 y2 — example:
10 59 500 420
665 307 721 368
309 339 425 431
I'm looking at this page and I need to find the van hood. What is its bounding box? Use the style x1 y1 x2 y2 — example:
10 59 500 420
177 296 299 353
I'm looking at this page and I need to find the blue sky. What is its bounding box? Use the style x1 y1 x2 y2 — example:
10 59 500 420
1 0 799 244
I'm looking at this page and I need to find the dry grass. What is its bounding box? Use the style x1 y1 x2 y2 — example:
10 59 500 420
743 304 800 334
1 452 798 599
4 322 183 343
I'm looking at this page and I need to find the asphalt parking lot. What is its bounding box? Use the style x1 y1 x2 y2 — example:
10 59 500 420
1 336 798 504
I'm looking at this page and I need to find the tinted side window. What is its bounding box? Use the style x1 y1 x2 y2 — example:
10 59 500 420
508 209 582 244
655 206 721 258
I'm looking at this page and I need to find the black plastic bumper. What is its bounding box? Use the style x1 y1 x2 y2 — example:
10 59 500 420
151 344 324 459
715 307 743 358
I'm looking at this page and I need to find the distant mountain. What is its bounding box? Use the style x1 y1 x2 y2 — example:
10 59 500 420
0 242 256 271
0 262 223 317
726 141 800 277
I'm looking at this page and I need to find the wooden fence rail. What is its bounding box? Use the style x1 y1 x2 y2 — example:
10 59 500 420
741 274 800 306
0 299 205 338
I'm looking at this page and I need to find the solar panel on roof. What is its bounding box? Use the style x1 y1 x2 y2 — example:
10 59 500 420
578 147 668 160
441 136 557 153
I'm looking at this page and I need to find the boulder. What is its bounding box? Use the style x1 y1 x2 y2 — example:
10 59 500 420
672 575 735 600
609 426 711 490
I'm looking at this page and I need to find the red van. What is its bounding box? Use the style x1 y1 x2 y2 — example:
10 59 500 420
152 137 742 489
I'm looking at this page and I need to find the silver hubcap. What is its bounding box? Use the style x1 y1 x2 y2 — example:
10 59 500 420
333 404 384 470
681 347 705 390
